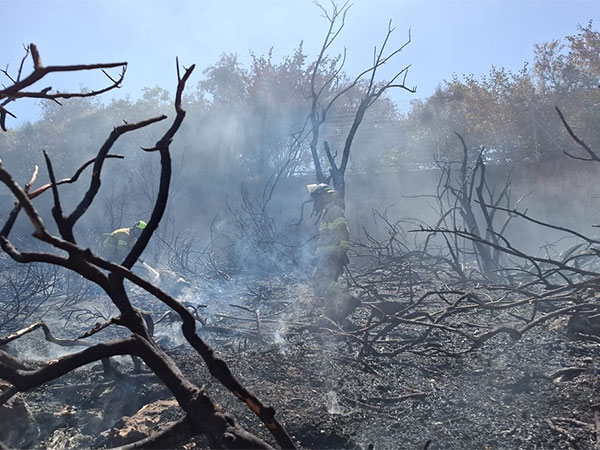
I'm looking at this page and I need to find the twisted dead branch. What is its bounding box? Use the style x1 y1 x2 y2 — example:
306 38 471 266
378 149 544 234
0 44 127 131
0 46 295 449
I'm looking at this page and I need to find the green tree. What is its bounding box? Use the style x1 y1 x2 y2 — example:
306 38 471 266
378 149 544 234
398 20 600 166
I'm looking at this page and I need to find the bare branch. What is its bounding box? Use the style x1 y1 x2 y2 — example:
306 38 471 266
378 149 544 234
0 321 90 348
555 106 600 162
28 155 124 200
0 44 128 131
122 62 195 269
66 115 167 229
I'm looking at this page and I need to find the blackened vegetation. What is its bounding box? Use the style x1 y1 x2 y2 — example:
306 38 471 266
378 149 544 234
1 36 600 450
0 45 294 449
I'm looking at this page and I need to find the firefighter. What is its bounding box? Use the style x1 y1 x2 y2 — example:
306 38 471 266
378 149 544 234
100 220 147 262
307 183 358 321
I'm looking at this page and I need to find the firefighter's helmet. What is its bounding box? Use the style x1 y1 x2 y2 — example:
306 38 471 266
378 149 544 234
307 183 335 198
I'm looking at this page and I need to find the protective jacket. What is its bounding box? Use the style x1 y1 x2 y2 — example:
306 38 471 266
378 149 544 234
101 227 136 262
316 204 350 260
313 203 350 294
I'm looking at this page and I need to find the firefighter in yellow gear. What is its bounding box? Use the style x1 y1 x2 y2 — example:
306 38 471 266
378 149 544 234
307 184 357 321
100 220 147 262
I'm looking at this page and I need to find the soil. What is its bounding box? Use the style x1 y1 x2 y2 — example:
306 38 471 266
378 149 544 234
4 255 600 450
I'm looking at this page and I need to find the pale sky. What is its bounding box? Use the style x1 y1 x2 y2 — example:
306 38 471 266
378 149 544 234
1 0 598 125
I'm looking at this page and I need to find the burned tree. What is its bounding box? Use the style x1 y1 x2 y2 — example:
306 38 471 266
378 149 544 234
416 133 517 281
0 45 294 449
291 1 415 325
332 99 600 376
307 1 415 207
414 108 600 291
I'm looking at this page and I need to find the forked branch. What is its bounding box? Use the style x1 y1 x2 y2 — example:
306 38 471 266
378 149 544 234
0 43 127 131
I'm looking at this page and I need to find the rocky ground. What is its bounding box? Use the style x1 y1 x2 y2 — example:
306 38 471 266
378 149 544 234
2 256 600 450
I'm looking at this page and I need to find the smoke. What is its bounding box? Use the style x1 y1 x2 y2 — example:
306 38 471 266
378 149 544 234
325 390 345 415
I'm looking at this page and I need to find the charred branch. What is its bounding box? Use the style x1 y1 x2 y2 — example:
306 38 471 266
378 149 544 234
0 335 276 449
0 43 127 131
28 155 124 200
0 321 90 348
555 106 600 162
0 45 293 449
122 61 195 270
109 417 197 450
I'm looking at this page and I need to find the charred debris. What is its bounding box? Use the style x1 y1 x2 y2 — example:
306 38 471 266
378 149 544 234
2 4 600 450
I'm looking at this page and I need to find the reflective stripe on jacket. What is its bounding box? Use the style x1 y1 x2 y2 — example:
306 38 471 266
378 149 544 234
316 204 350 257
102 227 135 253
